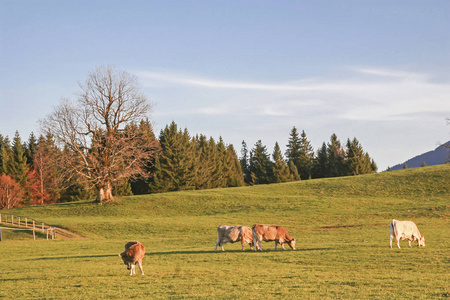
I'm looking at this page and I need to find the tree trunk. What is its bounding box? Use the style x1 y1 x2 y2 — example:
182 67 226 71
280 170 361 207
96 182 113 204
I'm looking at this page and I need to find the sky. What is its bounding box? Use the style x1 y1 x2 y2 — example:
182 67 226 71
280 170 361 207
1 1 450 171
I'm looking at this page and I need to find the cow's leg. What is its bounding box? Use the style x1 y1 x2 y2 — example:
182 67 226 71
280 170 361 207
255 238 262 252
137 260 145 275
129 264 134 275
281 243 287 251
241 239 245 251
408 240 412 248
396 237 401 249
215 239 223 251
389 233 394 248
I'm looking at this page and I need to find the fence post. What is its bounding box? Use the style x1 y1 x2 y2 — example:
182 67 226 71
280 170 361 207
18 216 21 227
0 228 2 241
33 227 36 241
46 229 49 240
0 213 2 223
25 217 28 227
42 223 44 233
11 215 13 225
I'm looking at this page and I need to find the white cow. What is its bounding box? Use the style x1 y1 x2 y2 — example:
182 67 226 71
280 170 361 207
215 225 256 251
390 219 425 249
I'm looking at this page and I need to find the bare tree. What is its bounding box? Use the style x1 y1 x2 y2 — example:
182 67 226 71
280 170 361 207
42 66 159 203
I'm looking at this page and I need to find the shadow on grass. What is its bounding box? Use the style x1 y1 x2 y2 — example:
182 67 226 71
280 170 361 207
25 254 116 261
22 247 334 261
150 247 334 256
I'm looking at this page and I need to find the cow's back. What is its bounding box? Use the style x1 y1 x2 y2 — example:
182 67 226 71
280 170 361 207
125 241 139 250
122 241 145 262
253 224 285 240
392 220 419 237
218 225 240 242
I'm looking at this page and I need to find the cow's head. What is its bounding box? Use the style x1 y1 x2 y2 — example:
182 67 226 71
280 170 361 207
119 253 131 270
418 235 425 247
288 239 296 250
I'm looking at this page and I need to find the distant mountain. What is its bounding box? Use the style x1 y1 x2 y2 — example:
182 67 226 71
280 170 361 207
389 141 450 171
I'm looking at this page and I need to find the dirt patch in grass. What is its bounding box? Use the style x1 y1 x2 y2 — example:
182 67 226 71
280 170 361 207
313 223 389 230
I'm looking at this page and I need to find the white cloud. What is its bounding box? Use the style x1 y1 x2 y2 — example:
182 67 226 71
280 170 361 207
137 67 450 124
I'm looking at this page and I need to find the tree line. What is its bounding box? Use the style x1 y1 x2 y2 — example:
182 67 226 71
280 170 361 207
0 123 376 209
240 127 377 185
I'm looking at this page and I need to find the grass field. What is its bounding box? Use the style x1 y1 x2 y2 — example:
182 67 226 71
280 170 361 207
1 165 449 299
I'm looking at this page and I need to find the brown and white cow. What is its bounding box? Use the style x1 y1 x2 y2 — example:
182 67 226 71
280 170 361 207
252 224 296 251
215 225 257 251
390 219 425 249
119 241 145 275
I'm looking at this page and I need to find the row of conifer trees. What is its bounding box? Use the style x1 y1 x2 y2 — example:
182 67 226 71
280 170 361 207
0 120 376 207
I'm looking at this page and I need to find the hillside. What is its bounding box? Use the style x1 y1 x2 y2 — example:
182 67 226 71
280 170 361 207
1 165 449 299
390 141 450 170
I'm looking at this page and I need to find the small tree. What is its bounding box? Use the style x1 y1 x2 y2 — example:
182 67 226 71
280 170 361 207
0 174 24 209
42 66 158 203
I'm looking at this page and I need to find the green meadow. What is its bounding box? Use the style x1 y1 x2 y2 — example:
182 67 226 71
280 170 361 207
1 165 449 299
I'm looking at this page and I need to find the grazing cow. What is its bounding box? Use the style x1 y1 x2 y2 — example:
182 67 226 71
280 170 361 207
390 219 425 249
215 225 256 251
252 224 296 251
119 241 145 275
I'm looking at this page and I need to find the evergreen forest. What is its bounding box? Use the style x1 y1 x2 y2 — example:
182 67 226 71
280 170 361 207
0 121 376 208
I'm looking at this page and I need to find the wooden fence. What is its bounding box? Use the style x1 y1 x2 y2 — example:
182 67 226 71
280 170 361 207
0 213 56 241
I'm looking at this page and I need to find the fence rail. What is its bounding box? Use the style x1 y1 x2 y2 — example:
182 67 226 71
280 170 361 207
0 213 56 241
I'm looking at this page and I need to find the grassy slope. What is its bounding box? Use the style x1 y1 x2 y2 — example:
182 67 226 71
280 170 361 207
0 165 449 299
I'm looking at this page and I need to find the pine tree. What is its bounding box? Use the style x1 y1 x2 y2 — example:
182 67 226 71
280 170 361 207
288 161 300 181
224 144 245 187
129 119 160 195
150 122 195 192
286 127 301 172
24 132 38 166
193 134 213 189
249 140 273 185
327 134 346 177
313 142 328 178
297 130 315 180
371 159 378 173
0 135 11 175
346 138 373 175
240 141 251 184
272 142 291 183
213 137 227 188
7 132 28 187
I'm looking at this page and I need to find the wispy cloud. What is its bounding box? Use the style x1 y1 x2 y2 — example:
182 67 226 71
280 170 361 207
137 67 450 123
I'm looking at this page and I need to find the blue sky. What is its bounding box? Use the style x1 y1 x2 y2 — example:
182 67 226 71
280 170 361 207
1 1 449 171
